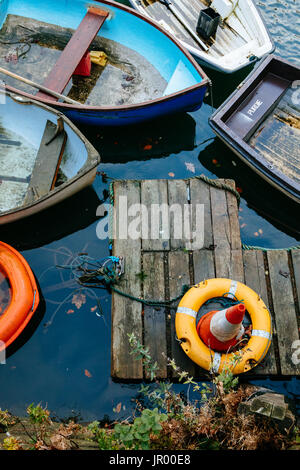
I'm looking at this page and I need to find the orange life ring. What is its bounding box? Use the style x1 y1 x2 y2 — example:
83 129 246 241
0 241 39 350
175 278 272 374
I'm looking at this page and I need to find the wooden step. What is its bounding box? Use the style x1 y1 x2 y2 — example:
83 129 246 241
36 8 108 102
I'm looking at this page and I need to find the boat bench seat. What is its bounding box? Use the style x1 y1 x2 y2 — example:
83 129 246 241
35 7 108 102
225 73 291 141
24 120 67 205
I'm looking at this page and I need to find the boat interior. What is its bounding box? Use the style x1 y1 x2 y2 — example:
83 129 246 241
0 93 89 213
0 0 203 106
221 58 300 188
130 0 273 70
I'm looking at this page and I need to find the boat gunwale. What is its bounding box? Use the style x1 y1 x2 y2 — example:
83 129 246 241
0 91 101 220
209 54 300 202
1 0 209 110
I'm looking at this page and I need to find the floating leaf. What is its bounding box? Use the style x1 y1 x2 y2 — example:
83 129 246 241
236 186 243 194
241 223 247 229
254 232 259 237
168 172 175 177
212 158 218 165
90 306 97 312
114 402 122 413
84 369 92 378
72 293 86 309
258 229 263 234
185 162 195 173
143 144 152 151
66 309 74 315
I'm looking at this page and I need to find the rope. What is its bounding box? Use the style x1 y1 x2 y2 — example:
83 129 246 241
192 174 240 205
98 171 241 206
242 243 300 251
56 254 190 308
110 284 190 308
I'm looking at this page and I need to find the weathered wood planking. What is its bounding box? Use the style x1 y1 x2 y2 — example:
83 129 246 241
167 179 189 250
267 251 300 376
141 179 169 251
143 252 167 378
111 178 300 380
111 180 143 379
243 250 278 375
210 179 244 282
169 250 199 378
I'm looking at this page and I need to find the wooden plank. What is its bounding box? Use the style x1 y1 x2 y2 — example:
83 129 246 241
267 250 300 375
243 250 278 375
193 250 215 284
167 179 189 250
36 9 108 101
169 251 199 377
190 178 213 249
143 252 167 379
210 181 244 282
24 120 67 205
141 180 169 251
111 180 143 379
224 179 242 250
291 250 300 306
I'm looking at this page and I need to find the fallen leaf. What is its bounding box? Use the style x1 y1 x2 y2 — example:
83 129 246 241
114 402 122 413
185 162 195 173
143 144 152 151
72 293 86 309
84 369 92 378
168 172 175 177
50 433 72 451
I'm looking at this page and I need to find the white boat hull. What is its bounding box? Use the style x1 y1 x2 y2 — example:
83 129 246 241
129 0 274 73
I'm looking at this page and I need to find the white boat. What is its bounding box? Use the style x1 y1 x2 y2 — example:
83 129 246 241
128 0 274 73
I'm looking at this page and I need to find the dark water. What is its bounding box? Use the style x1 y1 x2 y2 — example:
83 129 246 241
0 0 299 420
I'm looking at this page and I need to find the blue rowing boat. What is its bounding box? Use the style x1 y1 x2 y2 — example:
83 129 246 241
0 0 209 126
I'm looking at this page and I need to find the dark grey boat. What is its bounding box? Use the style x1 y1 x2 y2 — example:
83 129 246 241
209 55 300 203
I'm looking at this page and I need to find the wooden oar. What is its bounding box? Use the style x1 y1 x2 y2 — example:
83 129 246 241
158 0 209 51
0 66 80 105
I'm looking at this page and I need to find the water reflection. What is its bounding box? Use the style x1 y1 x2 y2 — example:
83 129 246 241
78 112 196 163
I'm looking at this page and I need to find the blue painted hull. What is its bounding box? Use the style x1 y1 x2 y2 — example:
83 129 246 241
1 0 209 127
54 86 207 127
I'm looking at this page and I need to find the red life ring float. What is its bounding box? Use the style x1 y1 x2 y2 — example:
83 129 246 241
0 241 39 350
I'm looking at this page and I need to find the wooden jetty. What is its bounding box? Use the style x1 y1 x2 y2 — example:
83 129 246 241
111 178 300 380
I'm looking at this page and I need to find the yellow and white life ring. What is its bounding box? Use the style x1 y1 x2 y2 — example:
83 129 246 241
175 278 272 375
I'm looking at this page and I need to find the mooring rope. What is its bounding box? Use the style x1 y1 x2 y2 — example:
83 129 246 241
242 243 300 251
98 171 241 207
